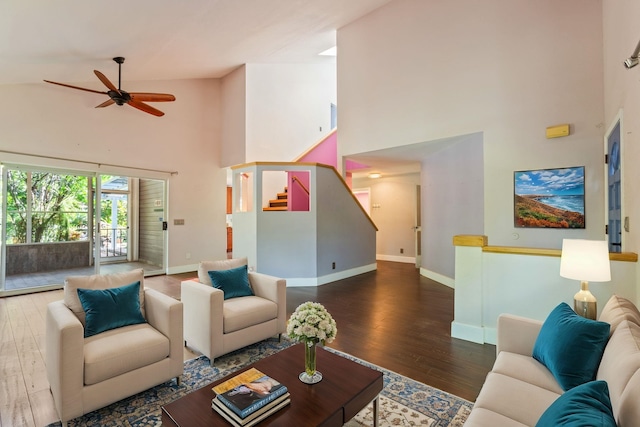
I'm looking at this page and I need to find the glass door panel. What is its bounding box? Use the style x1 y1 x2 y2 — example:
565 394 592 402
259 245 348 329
2 167 93 294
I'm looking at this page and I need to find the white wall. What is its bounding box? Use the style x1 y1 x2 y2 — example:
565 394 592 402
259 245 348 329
603 2 640 264
453 244 638 344
0 78 227 273
422 134 484 280
221 65 247 168
245 63 337 162
338 0 606 281
352 173 420 262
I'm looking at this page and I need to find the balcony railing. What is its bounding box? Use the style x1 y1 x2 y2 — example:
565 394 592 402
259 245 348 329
100 227 128 258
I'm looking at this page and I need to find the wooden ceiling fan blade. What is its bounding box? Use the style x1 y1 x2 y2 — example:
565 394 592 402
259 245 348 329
129 93 176 102
127 99 164 117
95 99 116 108
94 70 120 93
43 80 108 95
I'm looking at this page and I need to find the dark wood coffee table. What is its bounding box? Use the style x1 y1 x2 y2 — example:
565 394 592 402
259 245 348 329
161 344 383 427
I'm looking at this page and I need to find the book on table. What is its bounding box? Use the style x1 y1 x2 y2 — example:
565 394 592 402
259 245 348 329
212 367 289 420
211 393 290 427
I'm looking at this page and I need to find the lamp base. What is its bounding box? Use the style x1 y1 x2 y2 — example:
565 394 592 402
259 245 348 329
574 282 597 320
574 298 597 320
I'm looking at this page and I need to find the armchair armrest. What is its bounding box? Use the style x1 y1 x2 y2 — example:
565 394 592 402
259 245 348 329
45 300 85 422
249 272 286 333
145 288 183 369
181 280 224 358
248 272 286 303
496 313 543 356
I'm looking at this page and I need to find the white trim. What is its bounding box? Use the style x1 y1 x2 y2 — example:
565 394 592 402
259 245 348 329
377 254 415 263
484 327 497 345
451 321 485 344
0 152 175 179
285 263 377 287
167 263 199 275
167 262 379 285
420 267 454 288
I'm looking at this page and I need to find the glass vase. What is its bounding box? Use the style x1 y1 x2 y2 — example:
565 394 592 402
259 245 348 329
299 341 323 384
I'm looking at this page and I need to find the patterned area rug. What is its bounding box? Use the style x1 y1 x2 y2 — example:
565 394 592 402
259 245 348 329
46 339 472 426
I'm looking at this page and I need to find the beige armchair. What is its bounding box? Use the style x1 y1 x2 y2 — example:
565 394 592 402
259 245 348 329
181 258 286 365
46 269 183 426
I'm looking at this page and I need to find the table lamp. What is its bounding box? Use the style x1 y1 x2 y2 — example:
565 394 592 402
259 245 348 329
559 239 611 320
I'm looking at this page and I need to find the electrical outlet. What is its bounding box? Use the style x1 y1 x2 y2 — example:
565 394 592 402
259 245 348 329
332 262 336 270
400 248 404 254
186 253 191 259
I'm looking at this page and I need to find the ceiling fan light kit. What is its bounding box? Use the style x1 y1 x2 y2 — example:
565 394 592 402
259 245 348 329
44 57 176 117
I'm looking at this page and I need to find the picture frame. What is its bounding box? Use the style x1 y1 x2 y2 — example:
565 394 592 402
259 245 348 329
514 166 585 229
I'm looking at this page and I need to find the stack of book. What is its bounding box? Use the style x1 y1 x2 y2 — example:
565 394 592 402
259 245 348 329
211 367 290 426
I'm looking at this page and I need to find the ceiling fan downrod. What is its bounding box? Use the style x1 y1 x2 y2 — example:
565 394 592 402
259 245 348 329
113 57 125 91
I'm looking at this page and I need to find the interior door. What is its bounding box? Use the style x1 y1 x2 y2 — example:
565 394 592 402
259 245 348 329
607 121 622 253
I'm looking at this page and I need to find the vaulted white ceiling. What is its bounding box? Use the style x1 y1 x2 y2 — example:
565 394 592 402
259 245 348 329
0 0 392 85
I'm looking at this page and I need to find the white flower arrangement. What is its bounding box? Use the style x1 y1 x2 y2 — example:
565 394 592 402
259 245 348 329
287 301 337 346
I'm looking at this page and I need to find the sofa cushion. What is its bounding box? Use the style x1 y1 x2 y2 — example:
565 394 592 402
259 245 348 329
77 281 146 337
83 323 169 385
463 407 530 427
198 257 248 287
533 302 610 391
596 320 640 422
65 269 145 326
472 372 560 426
617 369 640 427
223 296 278 334
492 351 564 395
535 380 616 427
208 265 254 300
599 294 640 335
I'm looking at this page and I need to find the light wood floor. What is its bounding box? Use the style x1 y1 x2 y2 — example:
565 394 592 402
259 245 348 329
0 285 197 427
0 261 496 427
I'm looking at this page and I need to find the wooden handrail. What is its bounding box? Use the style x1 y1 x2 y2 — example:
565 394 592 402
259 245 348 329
453 234 638 262
291 176 310 195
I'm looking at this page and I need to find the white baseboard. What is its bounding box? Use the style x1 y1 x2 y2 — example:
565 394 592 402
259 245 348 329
167 263 199 275
451 321 485 344
420 268 455 288
286 263 378 287
376 254 416 264
484 328 497 345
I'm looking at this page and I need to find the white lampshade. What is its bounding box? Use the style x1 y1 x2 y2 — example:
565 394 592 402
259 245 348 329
560 239 611 282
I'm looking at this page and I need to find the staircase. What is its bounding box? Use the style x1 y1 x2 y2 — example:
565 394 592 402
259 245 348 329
263 187 288 211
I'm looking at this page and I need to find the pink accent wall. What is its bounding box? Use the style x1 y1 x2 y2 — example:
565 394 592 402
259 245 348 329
288 171 310 211
345 159 369 172
298 131 337 168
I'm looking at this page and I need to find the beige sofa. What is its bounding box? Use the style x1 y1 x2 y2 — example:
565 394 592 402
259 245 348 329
465 295 640 426
46 269 183 426
181 258 286 364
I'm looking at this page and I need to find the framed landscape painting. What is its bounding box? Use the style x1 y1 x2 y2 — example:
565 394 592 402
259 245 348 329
514 166 585 228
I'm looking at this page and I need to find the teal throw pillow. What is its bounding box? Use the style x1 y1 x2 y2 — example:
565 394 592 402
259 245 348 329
533 302 610 391
77 281 147 338
208 265 254 300
536 380 616 427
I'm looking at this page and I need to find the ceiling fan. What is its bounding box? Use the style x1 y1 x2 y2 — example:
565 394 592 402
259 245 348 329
44 57 176 117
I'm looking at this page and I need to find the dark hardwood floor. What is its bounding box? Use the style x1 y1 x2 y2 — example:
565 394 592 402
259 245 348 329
147 260 496 402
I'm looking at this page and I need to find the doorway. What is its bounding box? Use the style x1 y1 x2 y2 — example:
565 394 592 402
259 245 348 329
606 117 623 253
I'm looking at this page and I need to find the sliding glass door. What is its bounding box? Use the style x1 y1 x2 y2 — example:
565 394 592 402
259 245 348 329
0 166 167 295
